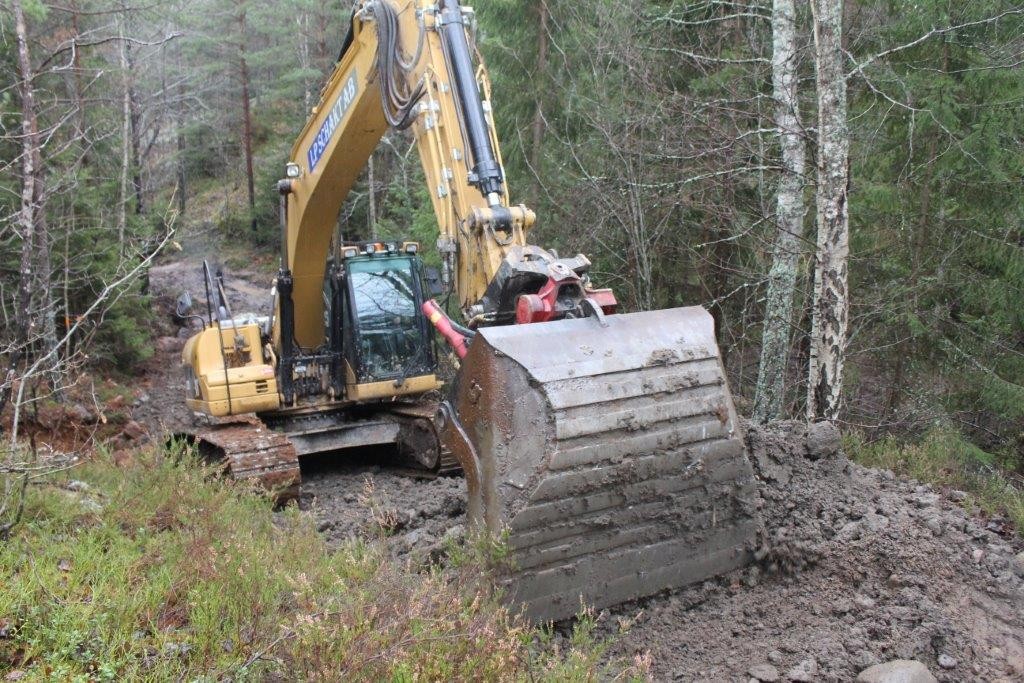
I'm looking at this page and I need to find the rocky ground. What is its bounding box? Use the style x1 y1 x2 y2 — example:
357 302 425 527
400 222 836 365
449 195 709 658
602 421 1024 682
137 259 1024 682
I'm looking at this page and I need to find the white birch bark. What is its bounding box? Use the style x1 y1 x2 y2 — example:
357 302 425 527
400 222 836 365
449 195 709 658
752 0 808 423
806 0 850 421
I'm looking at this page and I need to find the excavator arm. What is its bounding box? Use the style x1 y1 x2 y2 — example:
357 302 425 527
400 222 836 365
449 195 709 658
276 0 612 356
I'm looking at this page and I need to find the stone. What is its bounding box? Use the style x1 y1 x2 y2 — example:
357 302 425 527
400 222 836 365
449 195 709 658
748 664 780 682
856 660 937 683
1012 552 1024 578
78 498 103 514
913 493 939 508
937 654 957 670
403 529 426 547
923 517 943 536
854 594 876 610
443 524 465 542
768 650 785 664
972 548 985 563
162 642 192 657
805 421 841 460
122 420 147 442
65 403 97 424
786 658 817 682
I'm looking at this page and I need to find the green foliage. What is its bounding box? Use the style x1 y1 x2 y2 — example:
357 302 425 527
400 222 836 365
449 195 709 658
843 1 1024 460
0 448 641 680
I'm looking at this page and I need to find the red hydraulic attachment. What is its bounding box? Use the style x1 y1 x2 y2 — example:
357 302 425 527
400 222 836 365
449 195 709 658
423 299 469 359
516 263 618 324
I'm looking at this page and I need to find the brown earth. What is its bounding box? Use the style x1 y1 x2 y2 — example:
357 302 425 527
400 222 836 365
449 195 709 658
602 421 1024 682
136 257 1024 682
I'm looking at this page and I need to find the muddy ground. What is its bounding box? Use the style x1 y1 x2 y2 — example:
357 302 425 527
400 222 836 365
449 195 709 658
603 422 1024 682
138 259 1024 682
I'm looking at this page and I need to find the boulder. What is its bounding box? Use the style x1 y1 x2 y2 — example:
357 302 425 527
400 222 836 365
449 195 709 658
856 660 937 683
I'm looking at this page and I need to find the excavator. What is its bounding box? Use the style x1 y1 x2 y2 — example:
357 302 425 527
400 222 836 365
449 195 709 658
179 0 760 622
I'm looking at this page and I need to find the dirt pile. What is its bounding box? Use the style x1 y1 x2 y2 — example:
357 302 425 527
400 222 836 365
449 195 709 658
603 420 1024 682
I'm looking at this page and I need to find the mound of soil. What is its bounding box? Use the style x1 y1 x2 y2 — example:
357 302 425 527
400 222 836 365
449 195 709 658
602 421 1024 682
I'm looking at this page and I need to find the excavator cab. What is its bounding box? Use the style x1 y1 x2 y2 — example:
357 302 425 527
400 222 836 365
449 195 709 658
325 241 438 400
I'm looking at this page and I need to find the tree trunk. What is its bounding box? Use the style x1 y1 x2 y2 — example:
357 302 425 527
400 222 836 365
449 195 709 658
69 0 87 143
128 42 144 216
806 0 850 421
752 0 808 423
237 2 257 231
175 43 188 216
529 0 549 206
3 0 44 421
298 11 312 112
367 153 377 239
117 13 131 250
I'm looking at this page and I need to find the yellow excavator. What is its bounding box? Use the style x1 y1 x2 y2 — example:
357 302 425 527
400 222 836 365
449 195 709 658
179 0 759 621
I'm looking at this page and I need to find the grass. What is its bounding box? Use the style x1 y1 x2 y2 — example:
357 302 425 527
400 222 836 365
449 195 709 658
846 427 1024 533
0 448 645 681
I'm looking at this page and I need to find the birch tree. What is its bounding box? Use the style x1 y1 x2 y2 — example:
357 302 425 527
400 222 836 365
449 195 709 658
806 0 849 421
752 0 807 423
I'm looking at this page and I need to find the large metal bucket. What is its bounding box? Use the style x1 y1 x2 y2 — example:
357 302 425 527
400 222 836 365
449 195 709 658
445 306 761 621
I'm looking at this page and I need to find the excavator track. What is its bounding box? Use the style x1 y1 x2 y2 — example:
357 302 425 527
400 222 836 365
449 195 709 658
181 404 457 502
448 306 761 622
184 418 300 502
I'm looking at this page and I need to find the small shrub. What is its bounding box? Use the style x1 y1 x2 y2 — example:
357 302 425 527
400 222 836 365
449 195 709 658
0 447 641 680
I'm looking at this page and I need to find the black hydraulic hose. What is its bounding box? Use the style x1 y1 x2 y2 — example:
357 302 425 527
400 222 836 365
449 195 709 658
449 319 476 339
371 0 424 129
437 0 503 201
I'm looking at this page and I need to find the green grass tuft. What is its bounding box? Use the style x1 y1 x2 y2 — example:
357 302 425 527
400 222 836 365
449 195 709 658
0 449 644 680
845 427 1024 533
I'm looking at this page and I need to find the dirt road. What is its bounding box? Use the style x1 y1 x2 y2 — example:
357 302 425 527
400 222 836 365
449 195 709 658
139 256 1023 682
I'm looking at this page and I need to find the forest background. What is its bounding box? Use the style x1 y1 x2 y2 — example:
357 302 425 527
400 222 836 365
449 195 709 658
1 0 1022 477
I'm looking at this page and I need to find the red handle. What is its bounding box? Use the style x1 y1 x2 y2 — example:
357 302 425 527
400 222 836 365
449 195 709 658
422 299 469 359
